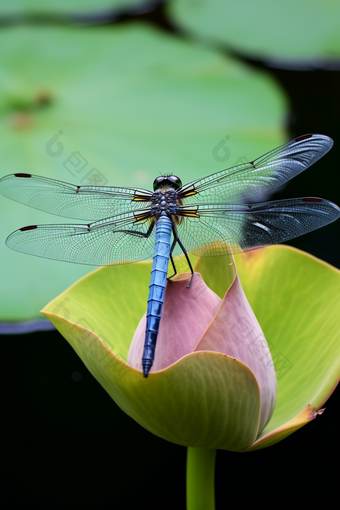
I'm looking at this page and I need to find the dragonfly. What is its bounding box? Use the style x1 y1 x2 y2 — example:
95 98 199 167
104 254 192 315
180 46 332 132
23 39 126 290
1 133 339 377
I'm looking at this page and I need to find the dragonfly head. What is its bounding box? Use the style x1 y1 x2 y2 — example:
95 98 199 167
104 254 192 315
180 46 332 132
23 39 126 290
153 175 182 191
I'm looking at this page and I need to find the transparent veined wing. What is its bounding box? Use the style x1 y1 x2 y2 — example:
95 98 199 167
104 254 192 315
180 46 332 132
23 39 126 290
0 173 152 221
5 209 156 266
178 134 333 204
175 198 340 257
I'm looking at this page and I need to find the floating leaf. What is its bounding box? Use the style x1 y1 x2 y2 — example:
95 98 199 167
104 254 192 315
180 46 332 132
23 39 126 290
0 23 286 320
168 0 340 67
0 0 147 17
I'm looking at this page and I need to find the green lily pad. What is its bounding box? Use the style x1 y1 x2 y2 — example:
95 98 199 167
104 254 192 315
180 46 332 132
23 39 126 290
0 0 145 16
0 23 286 321
168 0 340 66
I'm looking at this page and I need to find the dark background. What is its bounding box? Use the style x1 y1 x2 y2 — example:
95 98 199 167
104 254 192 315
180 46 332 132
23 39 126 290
1 4 340 509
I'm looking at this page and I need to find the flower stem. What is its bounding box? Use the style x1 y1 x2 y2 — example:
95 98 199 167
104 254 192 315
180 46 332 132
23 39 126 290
186 447 216 510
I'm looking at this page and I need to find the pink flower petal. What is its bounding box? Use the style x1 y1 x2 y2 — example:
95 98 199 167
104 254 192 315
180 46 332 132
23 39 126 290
195 273 277 433
128 273 222 372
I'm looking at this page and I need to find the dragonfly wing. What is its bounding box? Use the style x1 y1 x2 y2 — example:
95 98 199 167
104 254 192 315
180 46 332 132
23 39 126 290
178 134 333 204
0 173 152 221
6 209 156 265
176 198 340 256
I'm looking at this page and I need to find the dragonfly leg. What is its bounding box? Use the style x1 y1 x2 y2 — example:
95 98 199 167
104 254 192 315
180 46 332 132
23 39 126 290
167 238 178 280
122 222 179 282
172 223 194 289
116 222 154 238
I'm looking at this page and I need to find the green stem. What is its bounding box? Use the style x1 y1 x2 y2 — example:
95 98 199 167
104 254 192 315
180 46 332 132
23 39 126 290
186 447 216 510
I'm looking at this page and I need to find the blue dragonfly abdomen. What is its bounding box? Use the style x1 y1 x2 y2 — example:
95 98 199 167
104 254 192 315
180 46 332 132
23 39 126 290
142 212 172 377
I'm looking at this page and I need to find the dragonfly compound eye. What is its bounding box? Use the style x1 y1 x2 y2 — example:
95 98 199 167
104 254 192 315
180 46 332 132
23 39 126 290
153 175 182 191
167 175 182 188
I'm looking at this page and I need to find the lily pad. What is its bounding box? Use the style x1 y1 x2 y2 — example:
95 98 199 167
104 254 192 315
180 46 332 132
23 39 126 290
0 23 286 321
168 0 340 67
0 0 146 17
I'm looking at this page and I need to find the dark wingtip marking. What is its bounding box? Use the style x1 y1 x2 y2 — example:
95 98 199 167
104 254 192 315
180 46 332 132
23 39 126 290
303 198 323 202
20 225 38 231
14 173 32 178
295 134 313 142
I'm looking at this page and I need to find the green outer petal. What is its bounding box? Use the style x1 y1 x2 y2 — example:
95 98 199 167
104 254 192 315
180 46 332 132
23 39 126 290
244 405 325 451
42 262 153 359
195 254 235 299
42 307 261 451
196 245 340 450
0 23 286 320
235 245 340 449
42 245 339 451
168 0 340 63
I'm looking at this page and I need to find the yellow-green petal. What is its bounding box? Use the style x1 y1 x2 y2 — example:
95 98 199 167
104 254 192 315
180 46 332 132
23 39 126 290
196 245 340 450
42 243 339 451
244 405 325 451
42 266 261 450
235 245 340 449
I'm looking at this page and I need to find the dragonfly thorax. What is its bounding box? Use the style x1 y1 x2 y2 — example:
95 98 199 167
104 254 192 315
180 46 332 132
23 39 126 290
151 189 178 217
